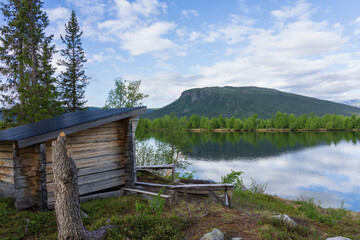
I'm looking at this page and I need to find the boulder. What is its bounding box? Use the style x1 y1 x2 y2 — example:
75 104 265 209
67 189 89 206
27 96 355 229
200 228 224 240
272 214 297 226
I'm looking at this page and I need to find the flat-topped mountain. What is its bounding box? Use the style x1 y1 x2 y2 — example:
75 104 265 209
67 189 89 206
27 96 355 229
144 86 360 119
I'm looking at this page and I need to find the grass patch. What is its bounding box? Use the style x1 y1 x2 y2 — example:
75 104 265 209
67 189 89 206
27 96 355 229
233 189 299 215
0 198 57 240
257 216 315 240
295 198 347 226
105 215 191 240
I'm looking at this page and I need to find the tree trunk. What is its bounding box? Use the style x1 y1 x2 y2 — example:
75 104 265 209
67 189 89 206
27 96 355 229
52 132 90 240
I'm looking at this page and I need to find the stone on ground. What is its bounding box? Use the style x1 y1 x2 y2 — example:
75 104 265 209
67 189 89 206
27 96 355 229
273 214 297 226
200 228 224 240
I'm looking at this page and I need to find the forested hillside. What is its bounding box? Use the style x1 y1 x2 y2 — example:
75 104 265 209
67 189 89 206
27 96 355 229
145 86 360 119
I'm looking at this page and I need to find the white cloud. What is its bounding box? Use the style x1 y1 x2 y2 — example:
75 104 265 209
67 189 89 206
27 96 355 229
120 22 177 56
203 15 256 44
141 1 359 107
46 7 71 21
181 10 199 19
115 0 166 18
353 17 360 35
45 7 71 40
95 0 180 57
271 0 313 21
88 48 132 63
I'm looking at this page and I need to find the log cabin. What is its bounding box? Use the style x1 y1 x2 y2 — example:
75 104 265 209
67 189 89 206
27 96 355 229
0 107 146 210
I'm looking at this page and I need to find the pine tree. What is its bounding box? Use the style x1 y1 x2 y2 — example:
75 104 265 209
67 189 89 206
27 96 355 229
0 0 61 126
58 10 89 112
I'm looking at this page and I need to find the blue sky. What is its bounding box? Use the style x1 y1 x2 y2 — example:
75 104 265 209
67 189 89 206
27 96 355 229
4 0 360 108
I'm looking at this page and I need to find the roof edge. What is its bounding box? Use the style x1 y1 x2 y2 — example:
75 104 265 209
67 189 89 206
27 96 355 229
17 107 146 148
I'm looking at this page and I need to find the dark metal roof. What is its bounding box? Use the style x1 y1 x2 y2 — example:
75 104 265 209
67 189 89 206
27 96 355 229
0 107 145 142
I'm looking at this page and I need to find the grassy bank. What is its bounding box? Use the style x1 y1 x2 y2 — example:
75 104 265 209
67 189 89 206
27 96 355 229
1 190 359 240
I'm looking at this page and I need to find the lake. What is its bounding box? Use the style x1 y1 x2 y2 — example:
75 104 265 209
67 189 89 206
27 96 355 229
136 131 360 212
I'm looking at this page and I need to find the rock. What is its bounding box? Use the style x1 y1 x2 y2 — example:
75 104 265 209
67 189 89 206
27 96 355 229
141 194 153 201
134 185 144 190
200 228 224 240
272 214 297 226
231 238 243 240
326 237 352 240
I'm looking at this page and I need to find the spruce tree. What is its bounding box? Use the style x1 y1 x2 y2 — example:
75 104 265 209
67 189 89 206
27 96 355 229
58 10 89 112
0 0 61 126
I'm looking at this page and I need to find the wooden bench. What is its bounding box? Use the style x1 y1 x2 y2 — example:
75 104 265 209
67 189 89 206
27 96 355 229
134 182 234 207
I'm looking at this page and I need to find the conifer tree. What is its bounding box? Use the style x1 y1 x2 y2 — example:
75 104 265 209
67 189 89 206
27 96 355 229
58 10 89 112
0 0 61 126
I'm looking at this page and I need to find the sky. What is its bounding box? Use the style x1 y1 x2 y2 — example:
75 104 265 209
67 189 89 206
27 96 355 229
3 0 360 108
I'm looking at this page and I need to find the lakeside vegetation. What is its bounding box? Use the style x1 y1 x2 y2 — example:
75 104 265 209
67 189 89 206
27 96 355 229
137 111 360 132
1 184 360 239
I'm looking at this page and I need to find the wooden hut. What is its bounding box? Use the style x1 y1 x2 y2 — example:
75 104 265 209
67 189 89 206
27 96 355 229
0 107 146 210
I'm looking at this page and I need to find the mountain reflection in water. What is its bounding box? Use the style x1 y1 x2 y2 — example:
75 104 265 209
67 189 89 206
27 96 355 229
137 131 360 211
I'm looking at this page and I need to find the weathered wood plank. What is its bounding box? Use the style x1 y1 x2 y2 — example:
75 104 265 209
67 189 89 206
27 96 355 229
0 165 14 176
68 127 126 137
15 176 37 188
15 186 37 200
66 135 121 145
78 176 125 195
46 154 125 173
0 152 13 159
47 190 125 209
135 182 235 191
0 180 14 197
122 188 170 198
0 158 14 167
15 198 33 210
0 173 14 183
68 148 124 160
47 176 125 202
0 144 14 152
46 162 125 183
79 190 124 203
66 140 122 152
46 169 125 192
136 164 175 170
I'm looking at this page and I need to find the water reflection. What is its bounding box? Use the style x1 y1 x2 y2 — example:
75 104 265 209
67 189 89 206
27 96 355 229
137 131 360 211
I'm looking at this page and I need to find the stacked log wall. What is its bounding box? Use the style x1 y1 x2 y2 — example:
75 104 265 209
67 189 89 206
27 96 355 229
14 144 42 209
0 142 15 197
45 120 128 208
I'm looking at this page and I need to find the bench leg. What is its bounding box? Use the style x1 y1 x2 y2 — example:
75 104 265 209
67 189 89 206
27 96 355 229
166 190 177 208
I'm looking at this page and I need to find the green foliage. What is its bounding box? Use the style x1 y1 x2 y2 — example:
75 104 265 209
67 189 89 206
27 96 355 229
144 86 360 120
106 215 190 240
220 169 244 190
137 111 360 132
105 78 148 108
58 10 89 112
248 178 268 194
135 188 165 216
0 198 57 239
232 190 299 214
296 198 347 226
258 216 314 240
0 0 62 126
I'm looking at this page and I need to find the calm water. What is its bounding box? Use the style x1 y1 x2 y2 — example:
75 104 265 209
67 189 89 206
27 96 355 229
137 131 360 211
